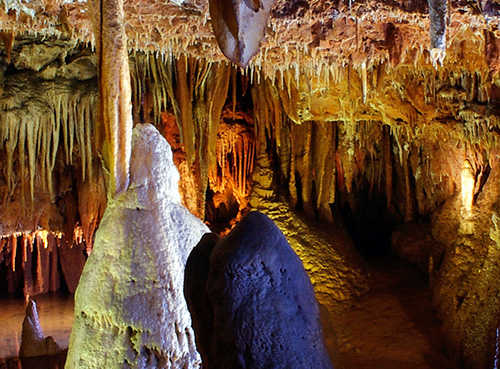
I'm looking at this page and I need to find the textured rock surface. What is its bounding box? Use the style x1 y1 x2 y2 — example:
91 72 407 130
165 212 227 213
185 211 334 369
208 0 275 67
429 157 500 369
252 201 370 314
391 222 435 274
19 299 60 357
65 124 208 369
249 153 369 314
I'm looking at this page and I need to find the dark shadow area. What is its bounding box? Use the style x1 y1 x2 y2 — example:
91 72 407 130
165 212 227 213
336 188 401 259
0 351 67 369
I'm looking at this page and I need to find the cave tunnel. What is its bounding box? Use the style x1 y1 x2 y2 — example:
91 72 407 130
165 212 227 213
2 0 500 368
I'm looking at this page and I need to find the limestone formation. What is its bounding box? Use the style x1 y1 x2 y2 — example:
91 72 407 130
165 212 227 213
208 0 275 67
19 299 60 358
185 211 334 369
65 124 208 369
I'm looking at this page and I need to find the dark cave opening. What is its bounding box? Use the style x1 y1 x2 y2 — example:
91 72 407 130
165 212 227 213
336 188 401 259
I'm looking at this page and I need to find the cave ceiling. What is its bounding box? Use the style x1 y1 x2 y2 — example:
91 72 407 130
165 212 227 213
1 0 498 72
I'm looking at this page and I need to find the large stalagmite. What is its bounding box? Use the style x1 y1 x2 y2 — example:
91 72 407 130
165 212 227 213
65 123 208 369
184 211 334 369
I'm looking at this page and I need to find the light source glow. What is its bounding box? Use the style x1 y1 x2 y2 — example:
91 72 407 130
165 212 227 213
461 160 475 213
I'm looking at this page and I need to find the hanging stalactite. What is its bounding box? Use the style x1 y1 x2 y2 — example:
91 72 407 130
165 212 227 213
0 229 87 296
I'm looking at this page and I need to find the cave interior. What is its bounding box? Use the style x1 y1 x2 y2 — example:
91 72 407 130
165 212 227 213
1 0 500 367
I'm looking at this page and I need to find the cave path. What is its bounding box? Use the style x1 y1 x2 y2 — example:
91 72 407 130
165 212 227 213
332 258 455 369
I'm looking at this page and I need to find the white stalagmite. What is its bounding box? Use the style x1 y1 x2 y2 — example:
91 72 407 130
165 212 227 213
65 123 208 369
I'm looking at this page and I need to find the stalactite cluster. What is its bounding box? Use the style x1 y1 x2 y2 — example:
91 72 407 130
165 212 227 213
251 60 500 227
131 52 232 218
206 106 255 228
0 229 87 296
210 120 255 202
0 79 96 209
0 38 104 269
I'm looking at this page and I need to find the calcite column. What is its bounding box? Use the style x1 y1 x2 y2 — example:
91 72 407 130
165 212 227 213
88 0 132 197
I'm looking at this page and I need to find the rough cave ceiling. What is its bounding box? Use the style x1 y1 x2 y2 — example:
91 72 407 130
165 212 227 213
1 0 499 70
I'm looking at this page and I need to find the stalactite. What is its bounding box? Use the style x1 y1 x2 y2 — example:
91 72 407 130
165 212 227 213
18 118 26 211
193 61 231 218
343 117 356 193
402 147 414 222
89 0 133 198
428 0 448 68
0 32 14 64
297 122 314 216
361 61 367 103
26 116 38 209
312 121 336 223
383 125 393 208
231 67 237 120
174 55 196 166
0 230 80 296
9 235 16 272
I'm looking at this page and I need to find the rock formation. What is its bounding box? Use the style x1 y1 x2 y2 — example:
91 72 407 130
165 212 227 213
208 0 276 67
19 299 60 358
184 211 334 369
65 124 208 368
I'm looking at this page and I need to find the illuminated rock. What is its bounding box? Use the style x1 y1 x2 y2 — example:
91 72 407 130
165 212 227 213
66 124 208 369
185 211 334 369
208 0 275 67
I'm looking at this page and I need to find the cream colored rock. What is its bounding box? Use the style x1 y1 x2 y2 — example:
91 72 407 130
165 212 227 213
208 0 275 67
65 123 208 369
13 43 66 72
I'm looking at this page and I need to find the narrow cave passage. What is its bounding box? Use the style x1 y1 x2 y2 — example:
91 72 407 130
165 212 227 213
336 190 400 260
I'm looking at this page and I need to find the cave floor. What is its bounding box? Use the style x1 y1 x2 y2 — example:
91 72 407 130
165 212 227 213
333 257 455 369
0 258 454 368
